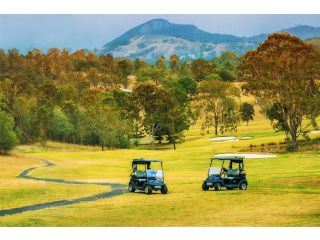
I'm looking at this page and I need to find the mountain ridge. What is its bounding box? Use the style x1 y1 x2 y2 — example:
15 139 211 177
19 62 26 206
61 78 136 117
100 19 320 62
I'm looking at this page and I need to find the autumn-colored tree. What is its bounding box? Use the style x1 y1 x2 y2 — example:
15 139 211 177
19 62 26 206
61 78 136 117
240 33 320 150
191 58 214 82
134 58 149 71
155 55 166 69
117 59 134 88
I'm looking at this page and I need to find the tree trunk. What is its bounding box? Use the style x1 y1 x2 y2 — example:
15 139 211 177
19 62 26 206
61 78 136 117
101 145 104 151
290 131 298 151
173 137 176 150
247 120 249 126
214 114 218 135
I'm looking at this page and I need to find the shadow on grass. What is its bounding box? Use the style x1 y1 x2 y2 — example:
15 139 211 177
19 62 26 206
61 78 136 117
0 158 126 217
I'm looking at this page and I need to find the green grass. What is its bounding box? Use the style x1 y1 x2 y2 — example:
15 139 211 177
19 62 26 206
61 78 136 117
0 107 320 226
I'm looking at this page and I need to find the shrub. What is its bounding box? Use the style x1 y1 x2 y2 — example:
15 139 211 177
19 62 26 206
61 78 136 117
0 111 17 154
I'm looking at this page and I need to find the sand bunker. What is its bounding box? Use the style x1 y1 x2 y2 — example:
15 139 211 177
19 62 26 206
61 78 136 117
209 136 253 143
213 139 240 144
214 153 276 159
208 136 237 141
239 136 253 140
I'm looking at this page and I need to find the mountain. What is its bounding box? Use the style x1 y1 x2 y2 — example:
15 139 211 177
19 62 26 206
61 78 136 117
99 19 320 62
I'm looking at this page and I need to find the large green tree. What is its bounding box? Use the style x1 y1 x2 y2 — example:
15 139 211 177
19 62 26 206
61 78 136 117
198 79 240 135
132 82 191 149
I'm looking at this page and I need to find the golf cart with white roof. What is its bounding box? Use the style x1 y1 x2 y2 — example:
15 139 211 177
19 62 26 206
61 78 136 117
128 158 168 194
202 156 248 191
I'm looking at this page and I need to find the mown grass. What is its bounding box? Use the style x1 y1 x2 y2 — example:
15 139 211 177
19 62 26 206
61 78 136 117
0 102 319 226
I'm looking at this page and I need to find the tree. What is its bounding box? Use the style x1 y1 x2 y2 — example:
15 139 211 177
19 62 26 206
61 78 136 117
49 108 75 142
240 102 255 125
12 96 37 143
0 110 17 154
134 58 149 71
240 33 320 150
177 76 197 96
179 61 193 77
211 51 241 71
131 82 167 146
33 83 57 143
265 102 289 135
132 82 191 149
155 55 166 70
169 54 179 73
136 66 166 85
191 58 214 82
198 79 240 135
84 91 131 150
155 102 191 150
218 68 236 82
117 59 134 88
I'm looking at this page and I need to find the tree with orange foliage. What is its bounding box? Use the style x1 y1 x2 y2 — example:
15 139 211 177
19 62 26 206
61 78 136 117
240 33 320 151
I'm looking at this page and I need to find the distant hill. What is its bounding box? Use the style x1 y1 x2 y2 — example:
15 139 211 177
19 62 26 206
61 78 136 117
306 37 320 49
99 19 320 62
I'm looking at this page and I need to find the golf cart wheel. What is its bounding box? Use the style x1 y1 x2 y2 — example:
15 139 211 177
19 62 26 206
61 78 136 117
202 182 209 191
144 185 153 194
128 182 135 192
161 185 168 194
214 183 222 191
239 181 248 190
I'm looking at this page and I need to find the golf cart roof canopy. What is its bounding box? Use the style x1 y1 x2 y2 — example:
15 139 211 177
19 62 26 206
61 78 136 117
132 158 163 165
210 156 244 163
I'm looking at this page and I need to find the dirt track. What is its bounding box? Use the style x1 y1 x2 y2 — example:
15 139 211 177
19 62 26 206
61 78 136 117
0 158 126 217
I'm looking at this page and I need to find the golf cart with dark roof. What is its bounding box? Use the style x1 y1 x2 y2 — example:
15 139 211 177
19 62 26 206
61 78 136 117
202 156 248 191
128 158 168 194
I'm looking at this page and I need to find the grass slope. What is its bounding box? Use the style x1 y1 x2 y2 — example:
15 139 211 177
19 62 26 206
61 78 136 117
0 104 319 226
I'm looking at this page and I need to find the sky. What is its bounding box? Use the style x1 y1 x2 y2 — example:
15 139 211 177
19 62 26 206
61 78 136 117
0 14 319 53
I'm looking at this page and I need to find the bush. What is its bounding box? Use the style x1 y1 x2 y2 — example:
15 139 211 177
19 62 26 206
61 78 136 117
0 111 17 154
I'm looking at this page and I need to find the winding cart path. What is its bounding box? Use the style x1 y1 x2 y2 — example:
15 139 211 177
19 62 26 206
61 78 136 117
0 158 126 217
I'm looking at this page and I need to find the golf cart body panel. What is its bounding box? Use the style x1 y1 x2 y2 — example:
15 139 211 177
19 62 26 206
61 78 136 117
129 158 168 194
203 156 248 190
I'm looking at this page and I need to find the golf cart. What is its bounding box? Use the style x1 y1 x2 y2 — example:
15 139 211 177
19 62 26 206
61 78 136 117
128 158 168 194
202 156 248 191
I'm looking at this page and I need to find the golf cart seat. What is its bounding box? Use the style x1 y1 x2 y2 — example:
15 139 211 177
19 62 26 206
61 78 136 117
227 168 239 177
135 170 146 178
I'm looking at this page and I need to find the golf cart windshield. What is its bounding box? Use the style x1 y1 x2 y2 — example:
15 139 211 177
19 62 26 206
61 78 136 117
208 157 245 177
208 167 221 176
146 170 163 180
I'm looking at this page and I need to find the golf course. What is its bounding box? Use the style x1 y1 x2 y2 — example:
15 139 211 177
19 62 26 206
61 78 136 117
1 104 319 227
1 23 320 228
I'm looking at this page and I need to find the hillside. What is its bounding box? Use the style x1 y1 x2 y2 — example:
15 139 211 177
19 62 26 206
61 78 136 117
100 19 320 62
306 37 320 48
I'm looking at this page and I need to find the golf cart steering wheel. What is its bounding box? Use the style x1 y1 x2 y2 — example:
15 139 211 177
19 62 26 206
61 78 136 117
221 167 228 176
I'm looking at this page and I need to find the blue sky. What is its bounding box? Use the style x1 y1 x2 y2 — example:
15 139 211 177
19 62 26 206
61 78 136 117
0 14 319 53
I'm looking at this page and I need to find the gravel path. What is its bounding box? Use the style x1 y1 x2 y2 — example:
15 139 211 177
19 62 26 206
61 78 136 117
0 158 126 217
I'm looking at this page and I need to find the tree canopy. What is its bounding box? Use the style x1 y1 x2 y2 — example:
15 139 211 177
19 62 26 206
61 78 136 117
240 33 320 150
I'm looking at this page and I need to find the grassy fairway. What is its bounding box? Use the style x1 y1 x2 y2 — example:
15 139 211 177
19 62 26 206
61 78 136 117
0 109 319 226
